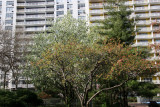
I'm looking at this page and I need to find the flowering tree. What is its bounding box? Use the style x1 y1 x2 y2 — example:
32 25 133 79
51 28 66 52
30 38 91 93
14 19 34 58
26 15 157 107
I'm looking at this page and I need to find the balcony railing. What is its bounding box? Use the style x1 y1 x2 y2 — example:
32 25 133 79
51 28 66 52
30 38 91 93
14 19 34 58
17 3 25 6
136 14 149 17
133 42 150 46
26 27 44 31
135 7 147 11
137 80 160 84
151 6 160 9
138 28 151 32
11 84 34 88
17 9 24 12
26 21 46 25
125 1 133 5
46 8 54 11
16 22 24 25
151 13 160 17
46 14 54 17
17 16 24 19
135 35 152 39
134 1 148 4
90 16 104 21
89 3 103 8
26 15 45 18
150 0 160 3
17 2 54 6
46 2 54 5
25 8 45 12
90 10 104 14
25 2 45 6
137 21 150 24
154 34 160 38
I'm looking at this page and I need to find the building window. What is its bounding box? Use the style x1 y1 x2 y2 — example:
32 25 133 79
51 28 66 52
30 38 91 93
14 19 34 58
0 1 2 6
56 0 64 4
155 40 160 43
5 20 13 25
6 13 13 18
5 26 12 30
143 78 152 82
78 10 85 15
57 11 64 16
6 7 13 12
67 4 73 9
6 1 14 6
78 3 85 9
67 0 72 3
78 0 85 3
57 5 64 10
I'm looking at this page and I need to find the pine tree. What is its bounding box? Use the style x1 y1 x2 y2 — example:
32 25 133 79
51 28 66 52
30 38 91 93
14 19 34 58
99 0 135 45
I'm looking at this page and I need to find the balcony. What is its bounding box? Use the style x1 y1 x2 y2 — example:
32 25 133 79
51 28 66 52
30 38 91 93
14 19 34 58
11 84 34 88
151 13 160 18
17 2 54 6
78 0 85 3
134 1 148 5
46 14 54 17
153 34 160 38
124 1 133 6
17 16 24 19
138 28 151 32
90 16 104 21
17 9 24 13
26 15 45 19
150 6 160 11
134 7 148 12
46 2 54 5
135 35 152 39
135 14 149 18
132 42 150 47
26 21 46 25
25 2 45 6
90 10 104 15
46 8 54 11
137 80 160 84
150 0 160 4
153 27 160 32
137 21 151 25
25 8 45 13
17 3 25 6
89 3 103 8
16 28 24 32
16 22 24 25
25 27 44 31
148 56 160 61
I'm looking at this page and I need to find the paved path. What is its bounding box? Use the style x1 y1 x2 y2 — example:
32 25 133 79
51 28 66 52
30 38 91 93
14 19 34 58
129 103 148 107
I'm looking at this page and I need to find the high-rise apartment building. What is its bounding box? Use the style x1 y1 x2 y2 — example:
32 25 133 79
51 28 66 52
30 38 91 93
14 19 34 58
89 0 160 84
1 0 160 89
16 0 89 37
0 0 89 90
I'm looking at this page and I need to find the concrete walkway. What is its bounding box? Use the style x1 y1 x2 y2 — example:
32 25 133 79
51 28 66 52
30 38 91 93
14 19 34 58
128 103 148 107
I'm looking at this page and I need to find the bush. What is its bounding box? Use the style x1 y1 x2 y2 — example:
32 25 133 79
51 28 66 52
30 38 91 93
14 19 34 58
128 97 137 102
16 89 43 106
0 89 43 107
0 90 25 107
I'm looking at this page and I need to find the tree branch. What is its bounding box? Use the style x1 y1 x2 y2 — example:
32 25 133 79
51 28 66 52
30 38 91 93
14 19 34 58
87 79 129 105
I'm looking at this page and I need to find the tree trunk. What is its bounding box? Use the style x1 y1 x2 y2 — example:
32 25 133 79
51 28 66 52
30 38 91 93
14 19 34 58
3 72 7 89
122 85 128 107
15 80 18 90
